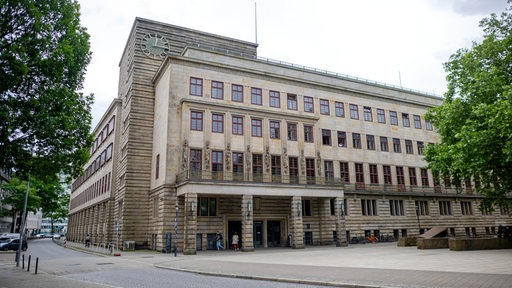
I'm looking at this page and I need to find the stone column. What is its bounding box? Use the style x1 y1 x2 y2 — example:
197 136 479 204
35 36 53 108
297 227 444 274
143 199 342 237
290 196 304 249
241 194 254 252
183 193 198 255
335 196 348 247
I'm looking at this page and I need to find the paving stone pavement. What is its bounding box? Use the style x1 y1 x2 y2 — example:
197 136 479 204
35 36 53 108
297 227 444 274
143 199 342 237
1 242 512 288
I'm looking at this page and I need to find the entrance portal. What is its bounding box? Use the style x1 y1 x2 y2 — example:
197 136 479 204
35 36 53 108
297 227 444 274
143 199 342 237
253 221 263 247
227 220 241 250
267 220 281 247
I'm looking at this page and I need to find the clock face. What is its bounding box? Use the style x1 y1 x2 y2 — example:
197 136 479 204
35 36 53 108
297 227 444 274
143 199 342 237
141 33 169 59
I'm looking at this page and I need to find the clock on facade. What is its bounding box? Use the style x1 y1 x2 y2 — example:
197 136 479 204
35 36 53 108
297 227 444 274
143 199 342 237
141 33 169 59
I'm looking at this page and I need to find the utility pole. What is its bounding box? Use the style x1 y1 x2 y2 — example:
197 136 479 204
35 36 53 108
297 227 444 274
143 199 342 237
16 173 30 267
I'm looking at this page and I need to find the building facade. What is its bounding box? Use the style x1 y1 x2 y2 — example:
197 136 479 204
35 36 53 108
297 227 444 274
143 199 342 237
67 18 511 253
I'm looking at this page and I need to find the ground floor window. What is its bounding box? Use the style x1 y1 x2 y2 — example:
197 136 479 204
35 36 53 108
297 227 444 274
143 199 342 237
198 197 217 216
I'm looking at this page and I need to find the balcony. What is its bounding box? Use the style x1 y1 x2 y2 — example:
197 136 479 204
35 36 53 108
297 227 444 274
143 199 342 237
344 183 477 196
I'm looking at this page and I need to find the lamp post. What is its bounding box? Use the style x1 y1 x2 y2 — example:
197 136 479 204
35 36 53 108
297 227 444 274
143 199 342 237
415 205 421 234
174 205 178 257
16 173 30 267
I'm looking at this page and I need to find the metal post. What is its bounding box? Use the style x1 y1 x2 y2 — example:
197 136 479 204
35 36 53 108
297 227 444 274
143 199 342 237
415 206 421 234
27 255 31 271
174 205 178 257
16 173 30 267
35 257 38 274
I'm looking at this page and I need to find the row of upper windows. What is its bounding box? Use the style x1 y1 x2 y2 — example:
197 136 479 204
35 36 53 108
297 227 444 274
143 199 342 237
70 172 111 210
190 111 430 155
360 199 480 217
189 77 434 130
91 116 115 156
72 143 113 192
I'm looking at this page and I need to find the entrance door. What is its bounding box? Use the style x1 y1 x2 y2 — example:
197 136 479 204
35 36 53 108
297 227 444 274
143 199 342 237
267 220 281 247
227 220 241 250
253 221 263 247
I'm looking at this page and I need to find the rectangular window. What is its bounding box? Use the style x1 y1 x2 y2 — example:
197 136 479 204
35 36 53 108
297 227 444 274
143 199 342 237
212 151 223 179
190 77 203 96
366 135 375 150
304 125 314 143
461 201 473 216
337 131 346 147
190 149 202 176
287 123 297 141
251 119 262 137
270 120 280 139
439 201 452 215
413 115 422 129
289 157 299 183
335 102 345 117
232 116 243 135
324 161 334 180
352 133 361 149
417 141 424 155
231 84 243 102
383 165 392 185
380 136 389 152
421 168 429 186
363 106 372 121
415 200 429 216
322 129 331 145
350 104 359 119
389 200 404 216
425 120 433 131
340 162 349 183
306 158 315 184
396 166 405 185
251 87 262 105
155 154 160 180
377 108 386 123
198 197 216 216
320 99 330 115
211 81 224 99
287 94 297 110
409 167 417 186
271 155 281 182
393 138 401 153
402 113 410 127
304 96 314 112
269 90 280 108
405 140 413 154
212 113 224 133
232 152 243 180
390 111 398 125
369 164 378 184
191 111 203 131
355 163 364 183
361 199 377 216
302 199 312 217
252 154 263 181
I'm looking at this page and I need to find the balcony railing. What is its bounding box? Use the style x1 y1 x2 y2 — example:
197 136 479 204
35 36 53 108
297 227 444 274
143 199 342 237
176 170 477 196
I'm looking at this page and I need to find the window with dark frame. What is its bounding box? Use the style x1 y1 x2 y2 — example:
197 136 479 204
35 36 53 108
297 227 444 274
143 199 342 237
322 129 331 145
363 106 372 121
390 111 398 125
355 163 364 183
413 115 422 129
405 139 413 154
377 108 386 123
324 161 334 180
306 158 315 184
366 135 375 150
198 197 217 216
461 201 473 215
289 157 299 183
191 111 203 131
212 151 223 179
383 165 392 185
421 168 429 186
320 99 330 115
231 84 243 102
211 81 224 99
335 102 345 117
270 120 280 139
439 201 452 215
302 199 312 216
350 104 359 119
232 152 243 179
380 136 389 152
352 133 361 149
232 116 243 135
340 162 349 183
155 154 160 180
251 87 262 105
190 77 203 96
409 167 417 186
389 200 404 216
415 200 429 216
337 131 346 147
287 94 297 110
271 155 281 182
269 90 280 108
393 138 401 153
396 166 405 185
251 119 262 137
417 141 424 155
304 125 314 143
212 113 224 133
369 164 378 184
190 149 202 176
402 113 410 127
361 199 377 216
252 154 263 181
287 123 297 141
425 120 433 131
304 96 314 112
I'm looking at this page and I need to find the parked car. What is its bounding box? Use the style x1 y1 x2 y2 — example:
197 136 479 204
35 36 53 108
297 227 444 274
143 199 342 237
0 238 28 251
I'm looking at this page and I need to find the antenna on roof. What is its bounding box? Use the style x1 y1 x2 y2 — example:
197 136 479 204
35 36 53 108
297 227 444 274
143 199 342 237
255 2 258 44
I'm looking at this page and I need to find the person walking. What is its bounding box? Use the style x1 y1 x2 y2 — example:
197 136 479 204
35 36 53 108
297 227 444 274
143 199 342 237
232 232 239 251
216 231 224 250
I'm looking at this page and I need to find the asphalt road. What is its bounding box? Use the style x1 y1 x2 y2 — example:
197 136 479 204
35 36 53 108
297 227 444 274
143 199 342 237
22 239 327 288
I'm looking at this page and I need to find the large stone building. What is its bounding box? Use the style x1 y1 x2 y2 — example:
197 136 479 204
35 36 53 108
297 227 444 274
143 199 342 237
67 18 511 253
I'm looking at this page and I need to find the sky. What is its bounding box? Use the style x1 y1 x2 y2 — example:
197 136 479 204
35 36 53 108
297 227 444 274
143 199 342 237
77 0 509 129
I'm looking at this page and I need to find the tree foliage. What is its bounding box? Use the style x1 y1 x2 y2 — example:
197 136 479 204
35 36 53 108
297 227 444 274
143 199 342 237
425 3 512 208
1 177 41 232
0 0 93 180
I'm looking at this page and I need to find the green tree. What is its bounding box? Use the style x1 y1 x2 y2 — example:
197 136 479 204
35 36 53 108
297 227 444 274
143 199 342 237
1 177 41 233
0 0 94 180
33 178 69 233
425 3 512 208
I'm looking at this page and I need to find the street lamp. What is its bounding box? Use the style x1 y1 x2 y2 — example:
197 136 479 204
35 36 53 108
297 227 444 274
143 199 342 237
16 173 31 267
415 205 421 234
174 205 178 257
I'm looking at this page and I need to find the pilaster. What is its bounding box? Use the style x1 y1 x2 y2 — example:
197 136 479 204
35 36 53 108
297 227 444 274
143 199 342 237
241 194 254 252
183 193 198 255
335 196 348 247
291 196 304 249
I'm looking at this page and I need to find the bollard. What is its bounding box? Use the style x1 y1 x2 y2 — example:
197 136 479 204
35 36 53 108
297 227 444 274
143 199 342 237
22 254 24 269
27 255 31 272
35 257 38 275
64 240 67 248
